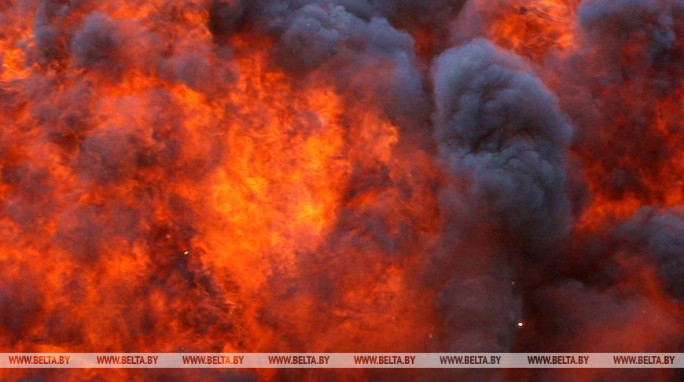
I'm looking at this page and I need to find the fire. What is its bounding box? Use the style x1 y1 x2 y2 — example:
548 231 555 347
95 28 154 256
0 0 683 381
457 0 580 62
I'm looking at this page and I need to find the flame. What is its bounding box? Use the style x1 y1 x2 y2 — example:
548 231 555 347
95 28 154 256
460 0 580 62
571 66 684 232
0 4 441 377
0 1 682 381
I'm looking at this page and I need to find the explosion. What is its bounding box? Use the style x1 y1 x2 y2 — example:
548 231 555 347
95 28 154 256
0 0 681 381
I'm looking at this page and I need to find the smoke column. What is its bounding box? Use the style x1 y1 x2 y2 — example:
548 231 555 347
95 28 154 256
0 0 681 380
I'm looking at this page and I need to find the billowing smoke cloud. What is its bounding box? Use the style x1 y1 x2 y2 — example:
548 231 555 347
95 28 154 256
426 38 570 366
433 39 571 253
614 207 684 299
0 0 682 381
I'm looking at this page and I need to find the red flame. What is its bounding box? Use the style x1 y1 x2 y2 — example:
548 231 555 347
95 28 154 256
0 0 682 381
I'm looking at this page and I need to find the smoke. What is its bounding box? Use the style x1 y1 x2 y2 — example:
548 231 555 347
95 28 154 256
428 37 571 356
0 0 682 381
433 39 571 252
